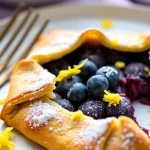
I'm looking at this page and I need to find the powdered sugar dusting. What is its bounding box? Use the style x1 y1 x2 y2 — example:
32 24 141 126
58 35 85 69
121 133 135 150
80 118 111 143
25 101 56 129
23 68 55 92
73 118 112 150
95 137 105 150
121 123 136 150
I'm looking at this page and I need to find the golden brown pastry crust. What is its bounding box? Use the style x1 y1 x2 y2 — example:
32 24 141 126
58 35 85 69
29 29 150 64
1 59 150 150
1 59 56 121
1 29 150 150
105 117 150 150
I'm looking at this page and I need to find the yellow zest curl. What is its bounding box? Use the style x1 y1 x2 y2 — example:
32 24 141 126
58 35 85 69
101 19 113 29
0 98 6 105
144 67 150 76
56 66 80 82
115 61 126 69
73 59 88 69
71 110 83 121
112 39 118 46
0 127 14 150
56 59 88 82
103 90 121 106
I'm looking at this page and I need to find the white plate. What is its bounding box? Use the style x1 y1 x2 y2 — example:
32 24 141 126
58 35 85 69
0 3 150 150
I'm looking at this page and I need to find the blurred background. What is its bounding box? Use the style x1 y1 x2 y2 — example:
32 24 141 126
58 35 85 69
0 0 150 20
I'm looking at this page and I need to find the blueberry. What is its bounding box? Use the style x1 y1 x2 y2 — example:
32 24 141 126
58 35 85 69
56 75 83 97
109 65 124 78
67 83 87 103
53 99 75 112
87 75 109 98
53 92 62 101
79 60 97 80
106 96 134 118
96 66 119 89
79 99 106 119
124 62 149 81
43 59 68 76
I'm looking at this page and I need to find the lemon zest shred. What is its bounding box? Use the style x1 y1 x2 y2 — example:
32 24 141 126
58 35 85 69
71 110 83 121
112 39 118 46
101 19 113 29
115 61 126 69
73 59 88 69
103 90 121 106
0 127 14 150
144 67 150 76
0 98 6 105
56 59 88 82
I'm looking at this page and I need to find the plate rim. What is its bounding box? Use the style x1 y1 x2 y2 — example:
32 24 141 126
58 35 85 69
0 3 150 26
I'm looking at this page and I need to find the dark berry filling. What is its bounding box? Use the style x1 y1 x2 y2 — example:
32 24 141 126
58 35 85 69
78 98 106 119
53 99 75 112
53 92 62 101
106 96 134 118
43 44 150 135
124 63 149 81
43 59 68 76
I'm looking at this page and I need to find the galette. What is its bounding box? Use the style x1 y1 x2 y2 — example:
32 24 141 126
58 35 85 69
1 28 150 150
